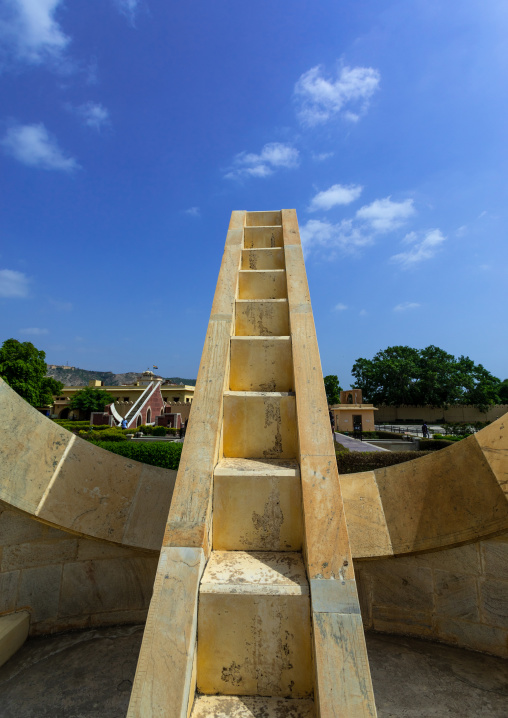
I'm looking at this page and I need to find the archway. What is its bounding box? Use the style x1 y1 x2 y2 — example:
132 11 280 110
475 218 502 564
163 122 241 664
137 415 142 427
146 408 152 424
59 408 70 419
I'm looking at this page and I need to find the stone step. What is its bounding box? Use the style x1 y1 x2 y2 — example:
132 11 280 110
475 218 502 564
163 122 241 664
213 458 302 551
197 551 313 698
245 211 282 227
238 270 287 300
191 695 315 718
230 337 293 393
241 247 285 271
235 300 289 337
0 612 30 668
223 391 297 459
244 225 283 248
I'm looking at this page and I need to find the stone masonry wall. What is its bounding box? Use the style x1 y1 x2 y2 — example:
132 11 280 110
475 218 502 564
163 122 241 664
375 404 508 424
0 500 158 636
355 534 508 658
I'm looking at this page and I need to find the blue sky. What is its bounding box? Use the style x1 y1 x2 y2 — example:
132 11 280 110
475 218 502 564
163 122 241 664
0 0 507 385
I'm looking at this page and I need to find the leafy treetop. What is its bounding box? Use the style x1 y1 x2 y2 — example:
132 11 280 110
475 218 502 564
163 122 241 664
351 344 502 409
0 338 63 407
69 386 116 417
324 374 342 405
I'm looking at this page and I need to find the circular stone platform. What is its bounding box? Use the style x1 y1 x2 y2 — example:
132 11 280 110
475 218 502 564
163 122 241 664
0 626 506 717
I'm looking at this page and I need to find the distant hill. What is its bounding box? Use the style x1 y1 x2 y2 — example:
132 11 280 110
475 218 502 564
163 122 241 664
46 365 196 387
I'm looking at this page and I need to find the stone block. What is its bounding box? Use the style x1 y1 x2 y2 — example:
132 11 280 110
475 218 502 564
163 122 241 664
2 539 77 572
0 611 30 668
354 569 373 628
0 570 20 613
420 542 481 575
17 564 62 622
368 561 434 612
481 536 508 581
371 605 434 637
59 557 158 617
0 507 44 546
435 616 508 657
434 570 479 621
77 538 141 561
480 578 508 629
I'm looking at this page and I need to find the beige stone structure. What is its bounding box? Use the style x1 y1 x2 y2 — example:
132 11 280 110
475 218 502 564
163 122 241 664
375 403 508 423
127 210 377 717
53 374 195 420
0 210 507 716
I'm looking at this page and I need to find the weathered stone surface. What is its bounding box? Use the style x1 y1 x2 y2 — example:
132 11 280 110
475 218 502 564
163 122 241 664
127 547 206 718
313 612 376 718
372 605 434 637
2 539 78 572
0 612 29 668
191 696 315 718
480 578 508 629
59 557 157 617
434 570 479 621
0 504 45 546
369 562 434 612
18 565 62 623
481 536 508 581
0 571 19 614
435 616 508 657
77 538 142 561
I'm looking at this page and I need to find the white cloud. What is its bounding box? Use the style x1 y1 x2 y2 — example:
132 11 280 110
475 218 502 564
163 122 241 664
225 142 300 180
185 206 200 217
0 269 30 297
455 225 467 237
77 102 110 131
308 183 363 212
333 303 347 311
19 327 48 336
312 151 334 162
300 218 372 256
114 0 140 24
359 309 368 317
1 123 79 171
0 0 69 64
294 64 380 126
356 197 415 232
393 302 421 312
391 229 446 268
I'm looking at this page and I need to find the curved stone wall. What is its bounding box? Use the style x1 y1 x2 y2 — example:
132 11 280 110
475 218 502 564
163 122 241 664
0 499 158 636
355 534 508 658
0 379 176 552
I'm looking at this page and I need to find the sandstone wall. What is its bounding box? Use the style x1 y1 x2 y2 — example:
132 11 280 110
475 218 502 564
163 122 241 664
0 499 158 636
375 404 508 423
355 534 508 658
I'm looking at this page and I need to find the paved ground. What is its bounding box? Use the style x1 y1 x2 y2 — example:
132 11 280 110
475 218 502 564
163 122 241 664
0 625 506 717
334 432 388 452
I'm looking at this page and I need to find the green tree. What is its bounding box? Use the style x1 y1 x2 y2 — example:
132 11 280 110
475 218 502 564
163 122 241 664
351 345 501 408
69 387 116 418
351 346 420 406
0 338 59 406
324 375 342 405
498 379 508 403
40 376 65 405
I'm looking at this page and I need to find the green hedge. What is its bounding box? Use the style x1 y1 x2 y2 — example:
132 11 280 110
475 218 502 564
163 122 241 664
79 428 128 442
337 451 433 474
93 441 183 470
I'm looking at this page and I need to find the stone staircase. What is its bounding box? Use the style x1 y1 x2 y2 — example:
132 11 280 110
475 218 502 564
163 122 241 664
127 210 376 718
192 216 312 714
